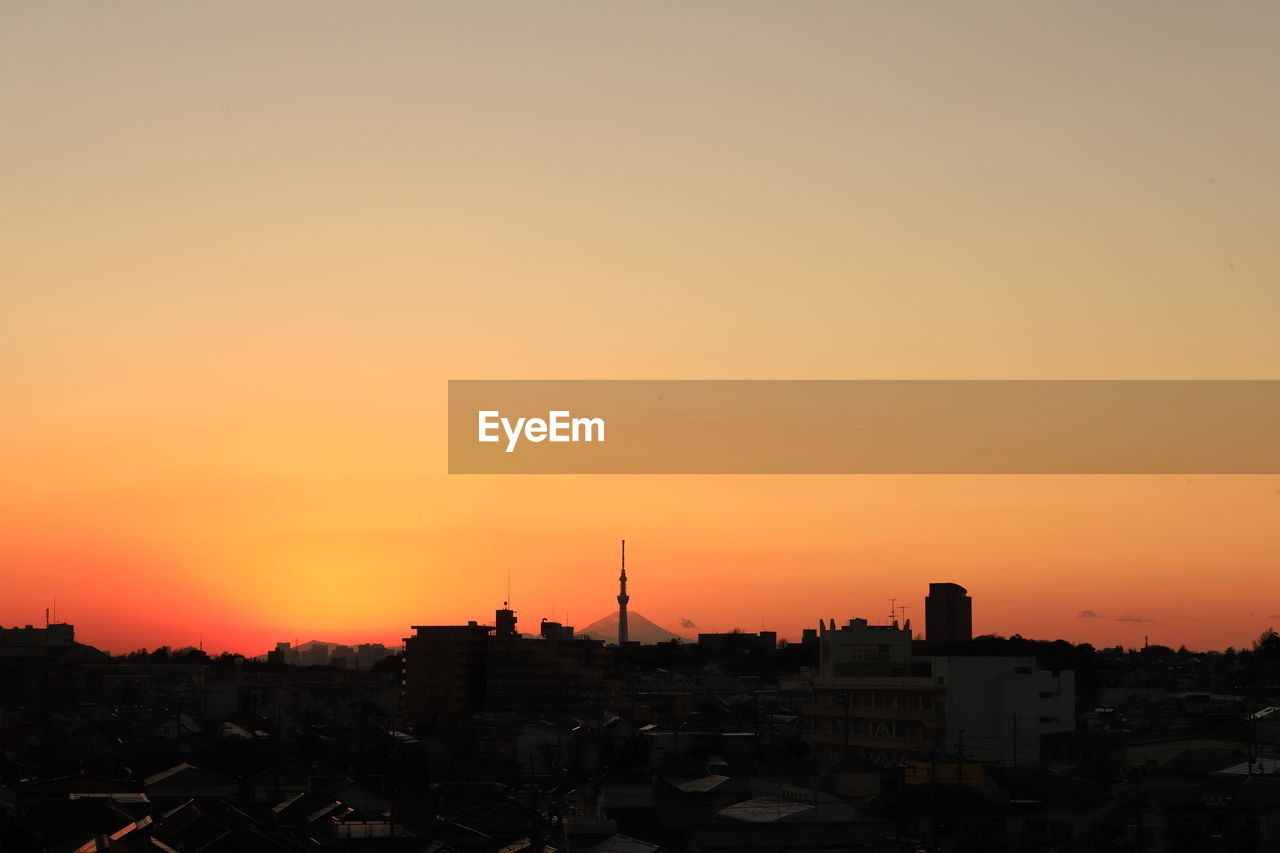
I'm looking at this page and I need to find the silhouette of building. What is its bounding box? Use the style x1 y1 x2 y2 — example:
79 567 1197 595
617 540 630 645
539 619 575 640
487 622 610 712
926 582 973 646
262 640 391 669
806 617 935 763
816 617 917 680
804 614 1073 766
495 605 518 640
266 642 292 665
300 643 330 667
330 644 355 668
354 642 391 670
697 631 777 653
402 607 612 718
0 622 76 647
402 621 492 715
0 622 108 706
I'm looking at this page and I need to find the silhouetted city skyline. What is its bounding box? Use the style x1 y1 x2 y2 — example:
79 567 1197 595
8 1 1280 848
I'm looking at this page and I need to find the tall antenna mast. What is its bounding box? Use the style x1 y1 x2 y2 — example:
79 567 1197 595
888 598 897 625
617 539 630 645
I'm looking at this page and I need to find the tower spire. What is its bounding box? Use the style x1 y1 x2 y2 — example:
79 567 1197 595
617 539 630 645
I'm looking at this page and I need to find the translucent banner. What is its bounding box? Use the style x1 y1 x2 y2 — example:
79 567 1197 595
448 380 1280 474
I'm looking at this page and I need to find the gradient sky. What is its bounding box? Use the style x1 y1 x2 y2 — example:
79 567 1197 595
3 1 1279 655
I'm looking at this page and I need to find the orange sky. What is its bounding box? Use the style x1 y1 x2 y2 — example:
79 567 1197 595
3 2 1279 655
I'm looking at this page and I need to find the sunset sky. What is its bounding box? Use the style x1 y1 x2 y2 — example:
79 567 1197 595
3 2 1279 655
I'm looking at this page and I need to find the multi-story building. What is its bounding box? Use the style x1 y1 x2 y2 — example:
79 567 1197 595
266 642 293 665
355 643 392 670
806 618 943 763
0 623 109 707
486 628 610 713
804 612 1074 766
402 622 492 716
300 644 331 667
330 644 355 669
0 623 76 647
402 608 612 718
697 631 777 654
925 582 973 647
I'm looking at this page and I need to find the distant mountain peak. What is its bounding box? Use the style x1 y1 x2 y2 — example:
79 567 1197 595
579 611 687 644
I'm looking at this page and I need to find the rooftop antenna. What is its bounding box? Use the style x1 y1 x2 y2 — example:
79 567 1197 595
898 604 910 625
45 608 50 628
888 598 897 626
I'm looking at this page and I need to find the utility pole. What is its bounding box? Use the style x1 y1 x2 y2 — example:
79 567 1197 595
837 693 851 756
1010 715 1019 806
753 691 762 762
1135 767 1146 853
1249 705 1260 776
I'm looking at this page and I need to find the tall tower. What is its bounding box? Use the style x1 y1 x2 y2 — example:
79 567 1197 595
925 582 972 647
617 539 630 645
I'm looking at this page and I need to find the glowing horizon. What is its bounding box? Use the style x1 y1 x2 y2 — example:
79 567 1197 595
4 2 1279 657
